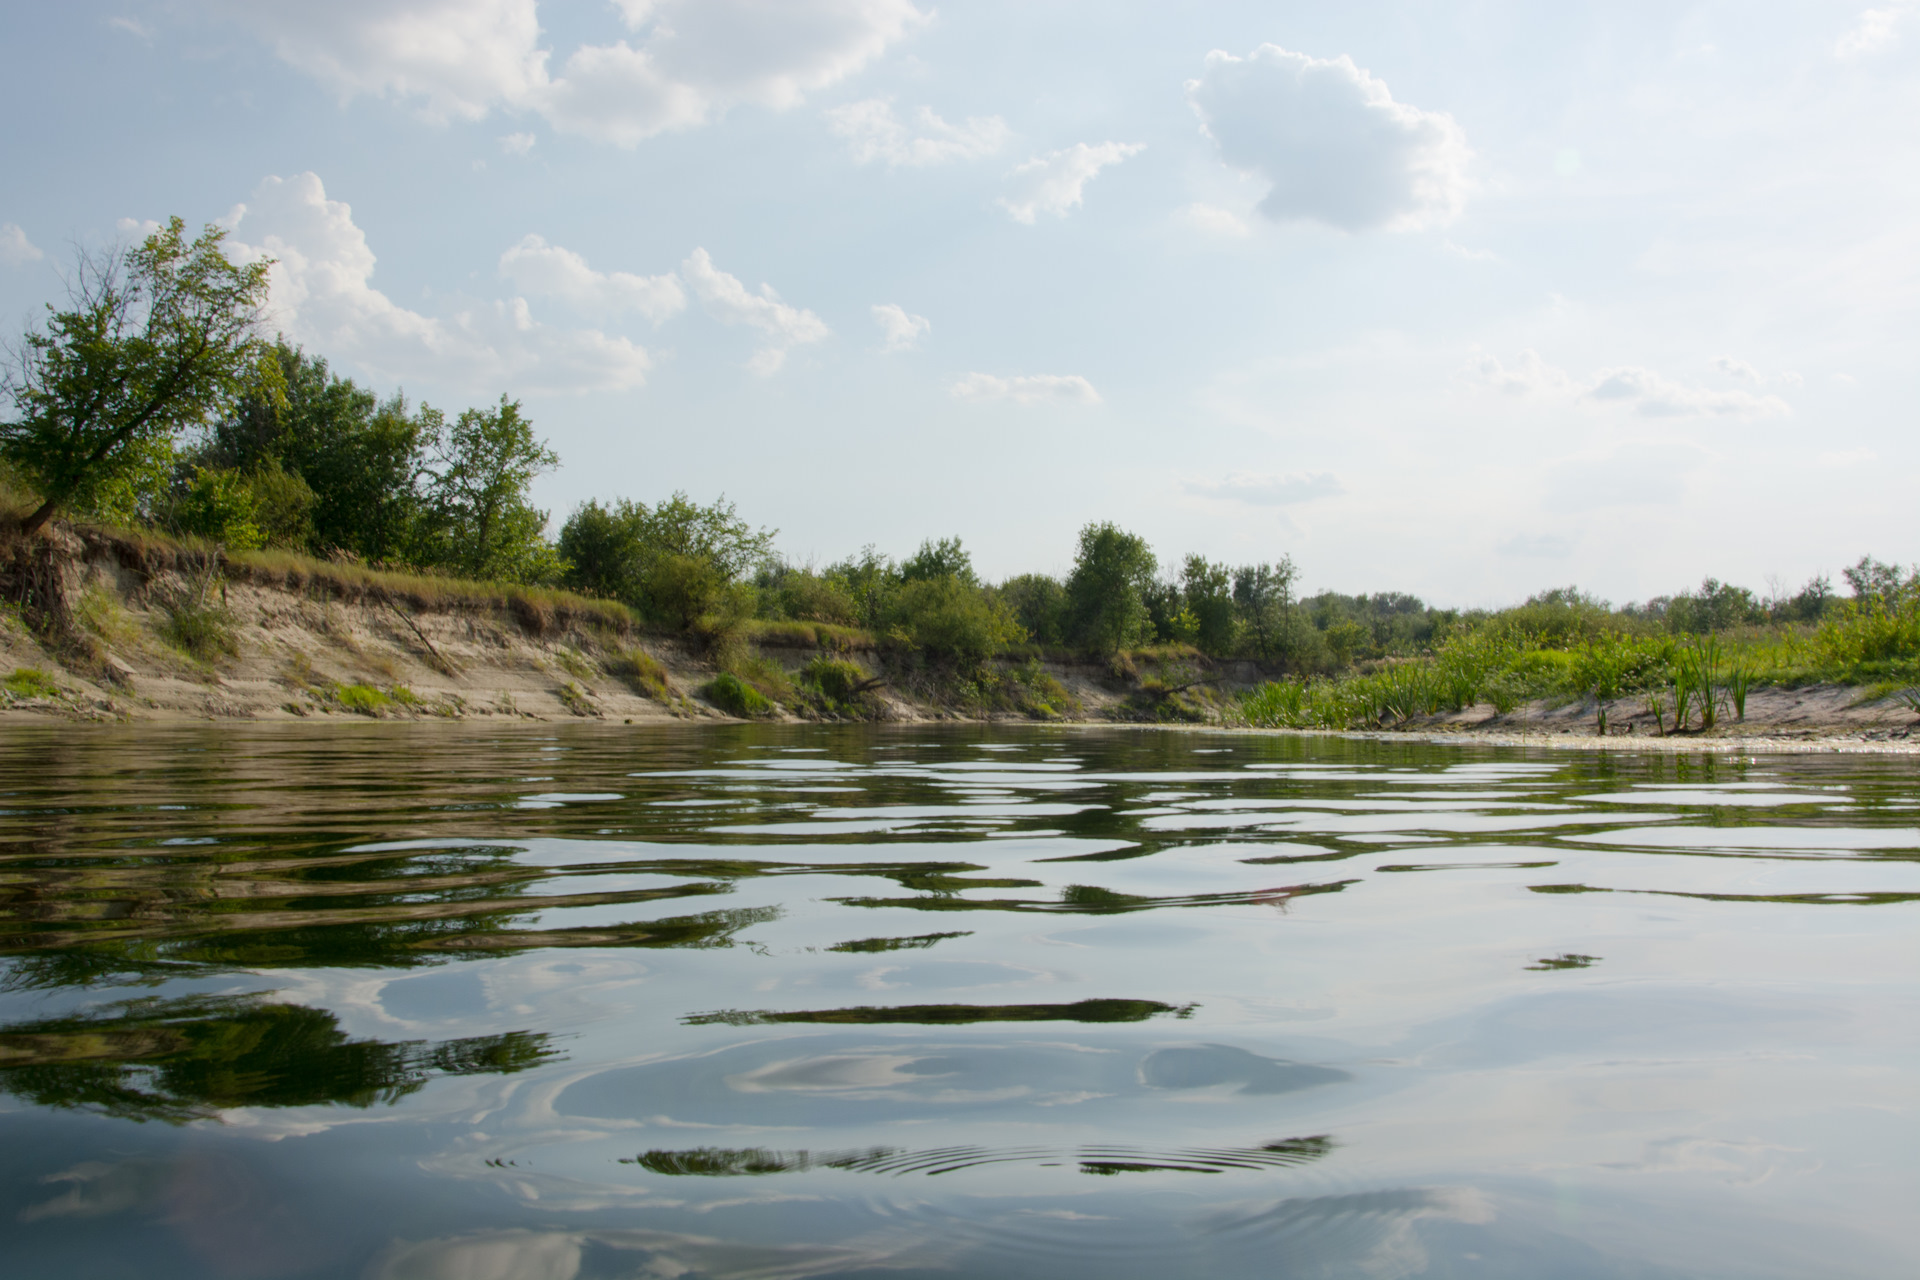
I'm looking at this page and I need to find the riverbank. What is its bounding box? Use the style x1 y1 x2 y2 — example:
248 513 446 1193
0 523 1915 749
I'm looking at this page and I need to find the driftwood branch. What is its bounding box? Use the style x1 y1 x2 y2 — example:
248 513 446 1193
386 599 459 676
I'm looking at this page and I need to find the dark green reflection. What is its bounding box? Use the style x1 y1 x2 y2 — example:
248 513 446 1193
623 1135 1333 1178
826 930 973 953
834 879 1357 915
1526 953 1600 970
0 995 558 1123
684 998 1197 1026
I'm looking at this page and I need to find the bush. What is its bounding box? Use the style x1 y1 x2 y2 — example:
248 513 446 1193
171 467 264 551
159 597 239 660
3 667 59 699
886 575 1024 670
332 682 392 715
703 672 773 718
609 647 670 700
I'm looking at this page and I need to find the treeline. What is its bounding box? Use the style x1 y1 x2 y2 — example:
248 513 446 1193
3 220 1912 699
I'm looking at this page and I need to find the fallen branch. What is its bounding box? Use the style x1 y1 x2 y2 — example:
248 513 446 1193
387 599 460 677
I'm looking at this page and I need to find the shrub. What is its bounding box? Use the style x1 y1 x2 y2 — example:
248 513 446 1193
800 656 870 704
609 647 670 701
333 682 391 715
171 467 265 551
886 575 1024 670
3 667 59 699
703 672 773 718
159 598 239 660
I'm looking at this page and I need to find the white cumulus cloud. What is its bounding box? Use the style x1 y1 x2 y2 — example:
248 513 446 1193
871 303 929 351
0 223 43 266
1835 3 1913 57
825 97 1008 165
680 247 830 375
498 234 685 324
224 172 652 394
998 142 1144 224
199 0 926 145
1181 471 1343 507
949 372 1101 405
1178 203 1252 237
1187 44 1470 231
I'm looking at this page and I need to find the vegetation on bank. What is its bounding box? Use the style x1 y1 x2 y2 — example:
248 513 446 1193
2 218 1915 725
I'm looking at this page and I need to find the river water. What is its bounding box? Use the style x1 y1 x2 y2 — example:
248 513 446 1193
1 724 1915 1278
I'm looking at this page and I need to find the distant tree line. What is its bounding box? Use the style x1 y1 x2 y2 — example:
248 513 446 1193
1 218 1905 680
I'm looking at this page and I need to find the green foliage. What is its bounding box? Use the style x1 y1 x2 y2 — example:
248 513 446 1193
704 671 773 718
158 595 238 661
885 573 1024 670
800 656 870 704
558 492 775 627
170 466 264 550
609 647 671 700
1 218 275 533
900 536 977 585
1179 555 1237 655
332 683 392 715
204 344 426 561
412 396 561 583
1065 522 1156 655
3 667 59 699
997 573 1068 647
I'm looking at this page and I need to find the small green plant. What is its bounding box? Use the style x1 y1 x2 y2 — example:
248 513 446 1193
554 647 596 681
332 683 392 715
389 684 421 707
158 598 239 661
75 581 135 646
1725 657 1754 722
1901 687 1920 715
3 667 60 699
720 649 795 705
557 681 596 716
609 647 671 701
704 672 773 718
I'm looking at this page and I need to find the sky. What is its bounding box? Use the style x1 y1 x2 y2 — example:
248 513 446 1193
0 1 1915 605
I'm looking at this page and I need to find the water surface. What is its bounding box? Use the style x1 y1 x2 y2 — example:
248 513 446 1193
1 725 1915 1277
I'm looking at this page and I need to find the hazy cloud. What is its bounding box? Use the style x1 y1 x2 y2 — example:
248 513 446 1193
498 130 537 155
1182 471 1343 507
998 142 1144 224
1467 349 1792 418
871 302 929 351
0 222 43 266
498 234 685 323
200 0 926 144
1835 3 1913 57
225 171 653 393
1187 44 1470 231
950 372 1101 404
1585 366 1791 418
826 98 1007 166
1178 203 1252 237
680 247 830 375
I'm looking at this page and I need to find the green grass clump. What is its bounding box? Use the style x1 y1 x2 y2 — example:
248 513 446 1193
158 599 239 661
332 683 392 715
609 647 671 701
4 668 60 699
704 672 773 718
557 681 596 716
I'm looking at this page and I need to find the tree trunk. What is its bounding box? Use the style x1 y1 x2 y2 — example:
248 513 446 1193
19 497 59 538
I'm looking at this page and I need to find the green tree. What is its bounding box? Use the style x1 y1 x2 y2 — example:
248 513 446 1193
202 343 427 561
1064 522 1156 655
900 536 977 585
1180 555 1236 655
997 573 1068 647
2 219 274 535
1233 558 1303 663
556 492 775 625
171 466 264 550
413 396 560 581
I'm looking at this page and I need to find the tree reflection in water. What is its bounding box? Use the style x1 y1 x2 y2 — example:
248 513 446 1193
0 994 557 1123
